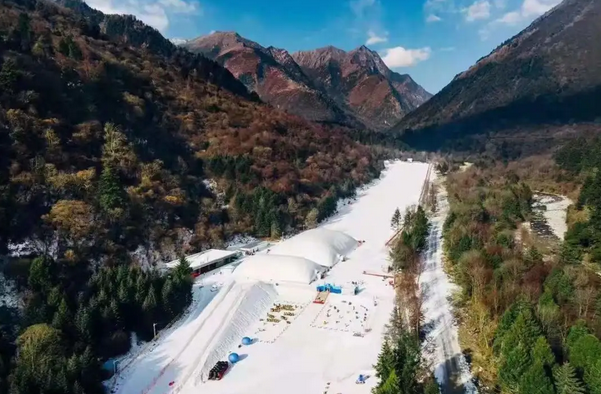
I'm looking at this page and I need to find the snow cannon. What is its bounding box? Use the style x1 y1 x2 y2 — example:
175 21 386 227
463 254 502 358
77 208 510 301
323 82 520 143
228 353 240 364
241 337 252 346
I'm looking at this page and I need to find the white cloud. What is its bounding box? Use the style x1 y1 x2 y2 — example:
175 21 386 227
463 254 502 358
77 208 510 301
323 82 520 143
493 0 506 8
463 0 491 21
479 0 560 40
380 46 432 67
497 10 521 24
170 38 188 45
424 0 459 18
492 0 560 26
86 0 200 32
521 0 560 16
366 30 388 45
158 0 196 13
426 14 442 22
350 0 376 17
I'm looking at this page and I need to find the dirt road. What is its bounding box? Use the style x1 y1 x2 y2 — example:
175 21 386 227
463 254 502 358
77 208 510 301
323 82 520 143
420 187 478 394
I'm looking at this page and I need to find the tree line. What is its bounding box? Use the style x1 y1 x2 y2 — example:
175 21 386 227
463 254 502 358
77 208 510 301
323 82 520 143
442 160 601 393
371 205 437 394
1 254 193 394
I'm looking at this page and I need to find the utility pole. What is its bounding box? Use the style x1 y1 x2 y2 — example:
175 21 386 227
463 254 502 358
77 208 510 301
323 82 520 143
153 322 158 339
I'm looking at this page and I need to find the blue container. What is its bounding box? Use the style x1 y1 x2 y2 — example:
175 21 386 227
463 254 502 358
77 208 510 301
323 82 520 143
241 337 252 345
229 353 240 363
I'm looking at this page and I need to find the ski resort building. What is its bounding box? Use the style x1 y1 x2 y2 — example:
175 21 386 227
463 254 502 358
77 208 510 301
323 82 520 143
234 254 325 285
165 249 241 277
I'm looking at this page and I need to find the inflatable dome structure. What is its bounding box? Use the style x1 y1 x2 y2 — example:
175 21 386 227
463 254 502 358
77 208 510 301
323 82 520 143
269 228 357 267
234 254 324 285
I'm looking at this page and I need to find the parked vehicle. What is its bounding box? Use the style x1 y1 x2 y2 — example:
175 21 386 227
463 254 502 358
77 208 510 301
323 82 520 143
208 361 229 380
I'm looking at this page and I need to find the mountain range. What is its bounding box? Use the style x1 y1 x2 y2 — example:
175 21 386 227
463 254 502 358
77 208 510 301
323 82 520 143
183 33 432 131
394 0 601 155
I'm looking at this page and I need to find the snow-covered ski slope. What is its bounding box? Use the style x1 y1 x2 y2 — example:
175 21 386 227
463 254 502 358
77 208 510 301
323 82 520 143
112 161 429 394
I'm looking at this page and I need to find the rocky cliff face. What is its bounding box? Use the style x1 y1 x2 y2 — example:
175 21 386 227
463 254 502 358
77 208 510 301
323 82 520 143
394 0 601 152
185 34 431 130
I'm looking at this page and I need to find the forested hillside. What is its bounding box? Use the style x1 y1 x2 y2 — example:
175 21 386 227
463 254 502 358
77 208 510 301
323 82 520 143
395 0 601 155
0 0 387 392
441 158 601 393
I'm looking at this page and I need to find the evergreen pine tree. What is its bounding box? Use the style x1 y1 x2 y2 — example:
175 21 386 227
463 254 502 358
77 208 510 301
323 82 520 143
391 208 401 229
532 336 555 367
75 306 93 344
585 359 601 394
161 278 175 318
98 165 124 213
52 298 72 331
110 299 122 329
500 344 531 392
142 285 158 316
553 363 586 394
305 208 319 229
374 340 395 381
270 220 282 239
518 362 554 394
377 369 400 394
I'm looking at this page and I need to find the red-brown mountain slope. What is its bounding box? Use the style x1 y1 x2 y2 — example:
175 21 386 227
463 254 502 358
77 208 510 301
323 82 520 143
183 32 357 126
184 33 431 131
292 45 432 131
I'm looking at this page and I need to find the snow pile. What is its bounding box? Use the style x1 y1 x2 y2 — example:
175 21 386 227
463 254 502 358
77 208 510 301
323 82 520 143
234 255 324 285
269 228 357 267
194 281 277 384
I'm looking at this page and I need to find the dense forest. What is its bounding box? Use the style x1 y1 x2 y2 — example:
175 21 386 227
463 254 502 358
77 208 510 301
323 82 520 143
441 153 601 393
0 0 391 392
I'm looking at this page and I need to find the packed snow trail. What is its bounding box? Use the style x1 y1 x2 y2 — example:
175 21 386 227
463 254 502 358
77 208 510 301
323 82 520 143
420 184 478 394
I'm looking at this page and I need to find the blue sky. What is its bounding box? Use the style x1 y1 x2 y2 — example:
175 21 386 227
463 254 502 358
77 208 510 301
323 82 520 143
87 0 562 93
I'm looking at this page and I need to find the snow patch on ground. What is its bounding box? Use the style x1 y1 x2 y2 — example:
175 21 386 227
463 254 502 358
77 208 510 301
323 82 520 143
7 236 58 258
533 194 572 241
0 272 20 309
420 181 478 393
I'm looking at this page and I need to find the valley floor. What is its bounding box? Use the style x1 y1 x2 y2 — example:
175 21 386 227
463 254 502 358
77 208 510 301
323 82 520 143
108 161 429 394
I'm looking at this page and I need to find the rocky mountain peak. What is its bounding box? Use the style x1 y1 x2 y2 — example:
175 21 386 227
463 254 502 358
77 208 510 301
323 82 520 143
184 32 431 130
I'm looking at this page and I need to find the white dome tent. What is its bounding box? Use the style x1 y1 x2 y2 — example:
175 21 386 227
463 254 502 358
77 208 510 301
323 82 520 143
234 254 325 285
269 228 357 267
